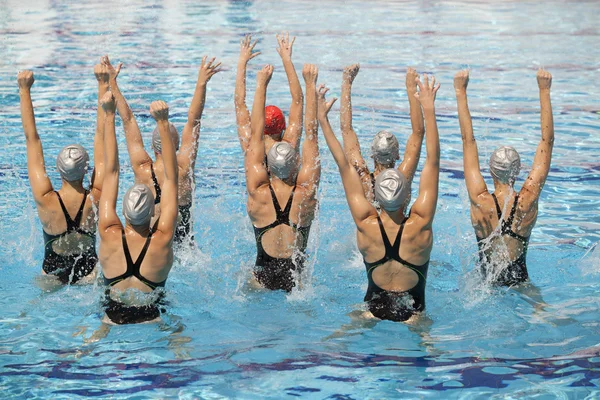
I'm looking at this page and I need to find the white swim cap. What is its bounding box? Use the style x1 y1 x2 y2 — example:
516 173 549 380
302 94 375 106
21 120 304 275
374 169 409 212
151 123 180 154
267 142 298 179
489 146 521 184
56 144 89 182
122 184 155 225
371 130 400 165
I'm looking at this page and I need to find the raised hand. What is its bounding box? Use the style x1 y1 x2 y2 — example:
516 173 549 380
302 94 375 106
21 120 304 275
537 68 552 90
100 91 116 114
406 67 419 91
150 100 169 121
198 56 222 85
276 32 295 60
302 63 318 84
17 70 35 90
101 55 122 82
317 84 337 119
342 63 360 85
414 74 440 109
239 34 260 64
454 70 469 93
94 64 110 84
257 64 274 86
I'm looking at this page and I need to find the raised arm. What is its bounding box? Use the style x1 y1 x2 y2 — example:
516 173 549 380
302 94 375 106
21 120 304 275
150 101 178 236
340 64 372 194
277 32 303 150
244 65 272 193
91 64 110 204
319 85 375 226
18 71 54 204
98 92 122 234
235 35 260 153
454 70 488 204
296 64 320 191
411 75 440 227
521 69 554 205
399 68 425 184
178 56 222 173
102 55 153 172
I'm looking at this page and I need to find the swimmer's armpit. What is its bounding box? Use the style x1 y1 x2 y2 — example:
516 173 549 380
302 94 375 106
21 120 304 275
277 32 303 151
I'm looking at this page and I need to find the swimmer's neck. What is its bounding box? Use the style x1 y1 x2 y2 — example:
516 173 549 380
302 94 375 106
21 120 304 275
373 162 396 174
60 179 86 193
492 180 516 196
125 223 152 237
271 174 296 187
381 208 405 225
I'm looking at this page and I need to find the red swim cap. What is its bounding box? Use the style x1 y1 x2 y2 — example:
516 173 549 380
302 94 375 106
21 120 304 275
264 105 286 137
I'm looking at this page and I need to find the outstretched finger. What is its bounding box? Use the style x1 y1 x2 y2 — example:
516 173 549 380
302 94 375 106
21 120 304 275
286 32 290 43
201 55 207 67
250 39 258 51
430 76 436 89
212 61 222 70
415 77 424 91
250 52 261 60
116 63 123 76
433 83 441 95
290 36 296 48
328 98 338 108
423 73 429 87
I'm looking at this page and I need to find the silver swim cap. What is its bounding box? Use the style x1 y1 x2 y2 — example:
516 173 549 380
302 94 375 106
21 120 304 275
122 184 155 225
267 142 298 179
371 130 400 165
374 169 409 212
489 146 521 184
151 123 180 154
56 144 89 181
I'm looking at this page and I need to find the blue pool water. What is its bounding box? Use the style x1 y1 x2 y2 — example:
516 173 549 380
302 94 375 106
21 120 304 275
1 0 600 398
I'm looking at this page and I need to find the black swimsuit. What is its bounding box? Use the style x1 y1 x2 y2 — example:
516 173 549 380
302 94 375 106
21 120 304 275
476 193 530 286
103 223 167 325
253 182 311 292
363 216 429 322
150 164 162 204
42 191 97 284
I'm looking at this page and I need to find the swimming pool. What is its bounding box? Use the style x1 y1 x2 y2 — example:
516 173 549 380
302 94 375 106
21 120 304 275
1 0 600 397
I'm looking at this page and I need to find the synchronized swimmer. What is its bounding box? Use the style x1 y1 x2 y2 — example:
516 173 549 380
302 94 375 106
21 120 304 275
18 33 554 325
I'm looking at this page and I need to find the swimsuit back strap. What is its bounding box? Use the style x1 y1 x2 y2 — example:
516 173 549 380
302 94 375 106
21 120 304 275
281 181 297 220
72 190 89 227
55 190 87 231
121 225 155 278
151 163 162 203
268 183 283 221
505 193 520 229
491 193 502 220
391 220 405 255
376 216 394 253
